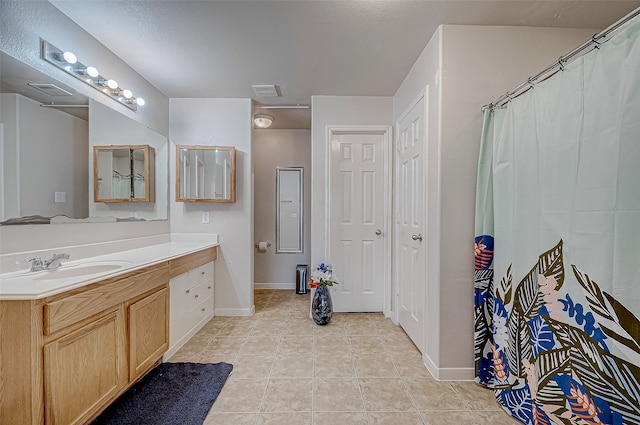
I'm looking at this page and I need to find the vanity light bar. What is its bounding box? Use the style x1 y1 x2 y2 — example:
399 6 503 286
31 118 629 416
40 39 145 111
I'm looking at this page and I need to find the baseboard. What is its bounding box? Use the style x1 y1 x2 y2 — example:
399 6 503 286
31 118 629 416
254 282 296 290
215 306 255 316
423 354 475 381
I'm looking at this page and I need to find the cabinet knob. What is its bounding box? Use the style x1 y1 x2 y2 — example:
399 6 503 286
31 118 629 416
201 308 205 312
201 271 205 275
195 294 199 298
208 286 212 289
186 289 190 294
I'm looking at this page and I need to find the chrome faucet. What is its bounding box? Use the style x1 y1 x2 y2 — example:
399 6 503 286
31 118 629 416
27 253 70 272
45 253 70 270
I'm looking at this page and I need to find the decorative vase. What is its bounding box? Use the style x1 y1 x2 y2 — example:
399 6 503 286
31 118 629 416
311 284 333 325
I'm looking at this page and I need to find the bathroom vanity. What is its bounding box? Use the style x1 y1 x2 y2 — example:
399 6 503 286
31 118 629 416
0 241 217 425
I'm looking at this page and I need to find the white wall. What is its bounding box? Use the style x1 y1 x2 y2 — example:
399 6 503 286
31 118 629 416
253 129 311 288
393 25 597 379
310 96 393 270
0 1 171 256
169 98 254 316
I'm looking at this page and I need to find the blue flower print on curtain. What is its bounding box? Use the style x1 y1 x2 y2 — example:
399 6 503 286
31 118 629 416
474 235 495 386
478 240 640 424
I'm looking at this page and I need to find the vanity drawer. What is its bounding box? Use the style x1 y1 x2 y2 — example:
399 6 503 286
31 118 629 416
44 265 169 335
171 276 212 315
169 247 217 278
188 262 214 285
189 294 214 328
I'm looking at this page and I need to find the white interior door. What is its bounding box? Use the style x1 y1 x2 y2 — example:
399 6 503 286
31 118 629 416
329 131 389 312
396 94 426 352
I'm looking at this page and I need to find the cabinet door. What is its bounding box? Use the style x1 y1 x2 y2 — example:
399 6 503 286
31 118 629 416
128 287 169 381
44 308 126 425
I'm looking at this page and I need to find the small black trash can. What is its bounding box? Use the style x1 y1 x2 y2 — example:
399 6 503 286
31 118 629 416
295 264 308 294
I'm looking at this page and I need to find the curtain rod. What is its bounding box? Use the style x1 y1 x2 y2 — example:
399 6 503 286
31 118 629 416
482 6 640 111
254 104 309 109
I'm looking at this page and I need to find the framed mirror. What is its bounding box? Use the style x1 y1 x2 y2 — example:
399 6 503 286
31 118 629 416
94 145 155 203
276 167 303 254
176 145 236 203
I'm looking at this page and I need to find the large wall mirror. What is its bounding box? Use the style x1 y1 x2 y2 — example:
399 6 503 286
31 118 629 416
0 52 168 224
276 167 304 254
176 145 236 203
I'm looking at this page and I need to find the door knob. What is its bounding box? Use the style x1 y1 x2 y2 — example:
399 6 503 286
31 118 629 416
412 233 423 241
375 229 382 236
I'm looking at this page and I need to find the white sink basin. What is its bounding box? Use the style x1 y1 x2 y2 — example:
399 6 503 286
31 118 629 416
3 260 135 282
34 260 134 280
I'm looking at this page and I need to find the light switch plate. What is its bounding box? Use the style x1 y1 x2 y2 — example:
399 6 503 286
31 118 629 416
54 192 66 203
202 212 210 224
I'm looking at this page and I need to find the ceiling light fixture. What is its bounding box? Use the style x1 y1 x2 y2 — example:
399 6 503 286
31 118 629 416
40 39 144 111
253 114 274 128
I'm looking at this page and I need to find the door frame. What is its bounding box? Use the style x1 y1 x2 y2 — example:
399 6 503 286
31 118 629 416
325 125 393 316
392 87 429 337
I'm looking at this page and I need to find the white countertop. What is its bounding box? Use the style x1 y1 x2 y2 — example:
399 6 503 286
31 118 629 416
0 240 218 300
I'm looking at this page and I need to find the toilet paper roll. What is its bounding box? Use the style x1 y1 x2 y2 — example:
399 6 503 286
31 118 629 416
257 241 269 251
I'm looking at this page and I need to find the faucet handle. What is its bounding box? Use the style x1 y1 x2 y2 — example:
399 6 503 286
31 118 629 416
26 256 44 272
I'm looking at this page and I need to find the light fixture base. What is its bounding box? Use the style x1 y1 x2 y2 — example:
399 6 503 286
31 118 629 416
41 39 139 111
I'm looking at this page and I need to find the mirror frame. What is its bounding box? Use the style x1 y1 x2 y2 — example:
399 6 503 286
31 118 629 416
175 145 236 203
275 166 304 254
93 145 156 203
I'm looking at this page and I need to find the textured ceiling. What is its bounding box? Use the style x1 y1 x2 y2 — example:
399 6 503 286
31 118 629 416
49 0 640 129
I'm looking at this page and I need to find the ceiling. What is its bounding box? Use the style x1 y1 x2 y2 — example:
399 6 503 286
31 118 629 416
48 0 640 129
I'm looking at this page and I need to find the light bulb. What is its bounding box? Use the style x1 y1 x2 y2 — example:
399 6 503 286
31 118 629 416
76 66 99 78
122 89 133 99
136 97 145 106
55 51 77 64
86 66 99 77
107 79 118 89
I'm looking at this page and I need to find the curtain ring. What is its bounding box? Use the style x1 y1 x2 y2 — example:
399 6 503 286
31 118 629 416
527 77 536 90
557 57 566 71
592 33 601 49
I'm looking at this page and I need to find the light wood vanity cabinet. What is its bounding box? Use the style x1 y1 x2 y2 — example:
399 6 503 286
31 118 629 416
128 287 169 381
0 246 217 425
42 264 169 425
44 307 127 425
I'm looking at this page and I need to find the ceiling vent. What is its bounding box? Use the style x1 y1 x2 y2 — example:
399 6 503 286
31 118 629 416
252 84 280 97
27 83 73 96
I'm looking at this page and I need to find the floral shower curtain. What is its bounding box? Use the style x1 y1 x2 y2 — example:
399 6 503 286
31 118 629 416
474 16 640 425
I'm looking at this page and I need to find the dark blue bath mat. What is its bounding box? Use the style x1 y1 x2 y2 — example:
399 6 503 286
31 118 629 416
92 362 233 425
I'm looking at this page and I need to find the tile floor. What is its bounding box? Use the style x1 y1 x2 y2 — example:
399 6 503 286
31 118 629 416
167 289 521 425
